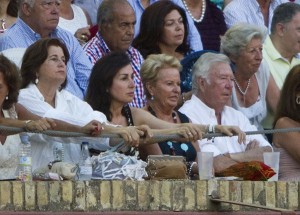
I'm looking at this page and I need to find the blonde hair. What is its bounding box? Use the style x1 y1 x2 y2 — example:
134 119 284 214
140 54 182 99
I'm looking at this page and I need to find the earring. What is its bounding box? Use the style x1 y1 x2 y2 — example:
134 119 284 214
35 78 39 84
5 95 8 100
150 94 154 100
296 96 300 105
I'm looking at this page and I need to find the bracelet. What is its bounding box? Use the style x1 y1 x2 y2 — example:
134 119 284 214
208 124 215 133
182 93 186 103
187 161 197 178
24 120 32 132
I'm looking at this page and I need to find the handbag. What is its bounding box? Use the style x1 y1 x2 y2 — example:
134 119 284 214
91 141 148 180
145 155 188 180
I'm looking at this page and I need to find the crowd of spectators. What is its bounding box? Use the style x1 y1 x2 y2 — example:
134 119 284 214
0 0 300 181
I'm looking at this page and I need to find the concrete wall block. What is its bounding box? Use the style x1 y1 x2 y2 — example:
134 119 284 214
36 181 49 211
73 181 86 211
0 181 12 210
12 182 23 211
287 181 299 210
61 181 73 211
265 181 276 208
149 180 160 210
137 180 149 211
160 180 172 211
111 180 124 210
229 181 242 211
253 181 265 206
217 180 230 211
86 181 100 211
124 180 137 210
208 178 220 211
49 181 61 210
100 180 111 210
241 181 253 211
196 180 208 210
184 180 196 211
172 181 184 211
24 182 36 211
277 181 287 209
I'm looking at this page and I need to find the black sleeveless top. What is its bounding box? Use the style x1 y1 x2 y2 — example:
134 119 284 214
148 107 197 162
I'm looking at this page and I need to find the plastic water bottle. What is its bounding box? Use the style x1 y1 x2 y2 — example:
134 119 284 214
17 133 32 182
53 142 64 162
79 142 92 181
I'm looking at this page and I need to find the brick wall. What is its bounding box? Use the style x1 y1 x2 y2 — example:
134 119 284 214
0 180 298 212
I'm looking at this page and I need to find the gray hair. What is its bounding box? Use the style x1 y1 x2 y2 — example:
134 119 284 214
18 0 35 8
97 0 132 27
192 53 231 92
220 23 267 57
271 2 300 34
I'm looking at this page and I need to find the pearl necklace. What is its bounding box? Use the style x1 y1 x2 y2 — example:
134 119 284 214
182 0 206 23
234 78 251 104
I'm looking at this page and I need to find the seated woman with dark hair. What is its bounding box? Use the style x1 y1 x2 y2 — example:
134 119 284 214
85 52 245 173
273 65 300 181
132 1 191 61
0 54 55 180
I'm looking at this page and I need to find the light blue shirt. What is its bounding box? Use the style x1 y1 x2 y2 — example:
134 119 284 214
224 0 289 31
73 0 102 26
0 18 93 99
127 0 203 51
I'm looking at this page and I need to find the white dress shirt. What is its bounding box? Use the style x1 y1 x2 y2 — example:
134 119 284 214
18 84 109 171
179 95 271 156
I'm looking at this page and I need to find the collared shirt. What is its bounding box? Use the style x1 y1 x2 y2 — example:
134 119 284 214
179 95 271 156
223 0 288 31
0 18 93 100
83 32 146 108
262 35 300 128
18 84 109 171
128 0 203 52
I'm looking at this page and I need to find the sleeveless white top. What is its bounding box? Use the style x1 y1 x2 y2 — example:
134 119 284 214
58 4 89 35
231 60 270 131
0 106 21 180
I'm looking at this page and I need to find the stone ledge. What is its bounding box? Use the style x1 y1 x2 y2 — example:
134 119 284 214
0 180 298 212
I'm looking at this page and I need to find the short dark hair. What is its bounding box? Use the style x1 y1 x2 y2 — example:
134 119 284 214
85 52 131 121
20 38 70 90
132 1 190 59
0 54 21 109
274 64 300 126
271 2 300 34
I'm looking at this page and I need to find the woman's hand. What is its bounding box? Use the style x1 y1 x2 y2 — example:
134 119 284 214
178 123 204 141
215 125 246 144
134 124 153 143
81 120 103 136
25 118 56 131
116 126 145 147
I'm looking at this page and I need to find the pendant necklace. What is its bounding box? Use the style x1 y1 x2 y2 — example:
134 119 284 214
234 78 251 104
182 0 206 23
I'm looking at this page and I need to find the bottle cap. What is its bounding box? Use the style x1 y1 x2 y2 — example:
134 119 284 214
20 133 29 144
82 141 89 145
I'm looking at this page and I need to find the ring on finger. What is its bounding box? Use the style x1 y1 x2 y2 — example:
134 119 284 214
80 34 87 41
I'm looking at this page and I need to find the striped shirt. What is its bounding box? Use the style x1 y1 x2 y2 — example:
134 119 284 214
83 32 146 108
0 18 92 100
223 0 289 31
